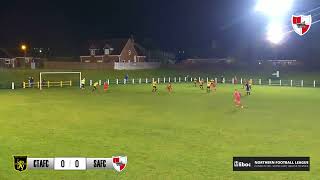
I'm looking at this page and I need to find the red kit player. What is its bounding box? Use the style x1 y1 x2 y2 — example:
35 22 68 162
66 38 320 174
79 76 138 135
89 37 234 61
233 89 243 108
104 82 109 92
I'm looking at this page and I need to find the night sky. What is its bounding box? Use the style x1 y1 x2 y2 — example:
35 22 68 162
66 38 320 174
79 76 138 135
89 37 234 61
0 0 319 58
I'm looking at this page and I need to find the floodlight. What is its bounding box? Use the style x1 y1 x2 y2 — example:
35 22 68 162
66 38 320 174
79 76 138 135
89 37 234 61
266 22 285 44
255 0 294 17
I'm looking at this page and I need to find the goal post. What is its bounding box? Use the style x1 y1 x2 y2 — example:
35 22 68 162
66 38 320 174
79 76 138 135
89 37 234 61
39 72 82 90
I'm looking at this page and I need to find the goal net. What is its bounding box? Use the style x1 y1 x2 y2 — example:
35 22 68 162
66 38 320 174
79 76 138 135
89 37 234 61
39 72 82 90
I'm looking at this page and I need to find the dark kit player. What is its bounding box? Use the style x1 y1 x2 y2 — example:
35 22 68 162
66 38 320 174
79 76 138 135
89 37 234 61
245 81 251 95
199 79 204 89
30 77 34 88
194 78 198 87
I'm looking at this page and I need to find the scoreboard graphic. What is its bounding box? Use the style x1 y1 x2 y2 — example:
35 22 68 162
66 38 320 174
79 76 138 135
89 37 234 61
14 156 127 172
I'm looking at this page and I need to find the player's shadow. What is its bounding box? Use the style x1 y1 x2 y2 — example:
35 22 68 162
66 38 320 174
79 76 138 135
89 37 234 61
225 106 242 114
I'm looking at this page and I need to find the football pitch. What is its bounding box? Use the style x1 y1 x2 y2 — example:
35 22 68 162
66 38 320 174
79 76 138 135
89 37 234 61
1 83 320 179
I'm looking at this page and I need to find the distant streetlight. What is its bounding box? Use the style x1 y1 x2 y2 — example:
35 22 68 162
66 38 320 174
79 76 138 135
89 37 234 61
21 44 27 61
21 45 27 51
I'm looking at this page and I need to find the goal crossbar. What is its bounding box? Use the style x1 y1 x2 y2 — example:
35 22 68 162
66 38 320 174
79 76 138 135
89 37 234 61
40 72 81 90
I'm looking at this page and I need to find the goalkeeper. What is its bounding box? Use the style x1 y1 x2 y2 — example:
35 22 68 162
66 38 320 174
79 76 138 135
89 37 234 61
81 78 86 89
92 81 99 92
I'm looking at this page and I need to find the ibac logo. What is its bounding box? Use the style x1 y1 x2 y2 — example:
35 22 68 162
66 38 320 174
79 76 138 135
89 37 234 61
292 15 312 36
234 161 251 167
234 161 238 167
112 156 127 172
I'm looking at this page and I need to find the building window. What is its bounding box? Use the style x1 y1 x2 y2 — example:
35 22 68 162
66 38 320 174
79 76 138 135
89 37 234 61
90 49 96 56
5 59 11 65
104 49 110 55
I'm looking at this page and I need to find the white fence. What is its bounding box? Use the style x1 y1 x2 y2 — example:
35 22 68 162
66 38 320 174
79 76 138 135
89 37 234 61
85 77 318 88
114 62 161 70
5 77 320 89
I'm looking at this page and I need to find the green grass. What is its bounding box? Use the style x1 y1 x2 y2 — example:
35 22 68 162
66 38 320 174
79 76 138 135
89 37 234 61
0 83 320 179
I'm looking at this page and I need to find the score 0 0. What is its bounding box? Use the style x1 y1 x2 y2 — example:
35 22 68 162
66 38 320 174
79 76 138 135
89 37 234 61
54 158 86 170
